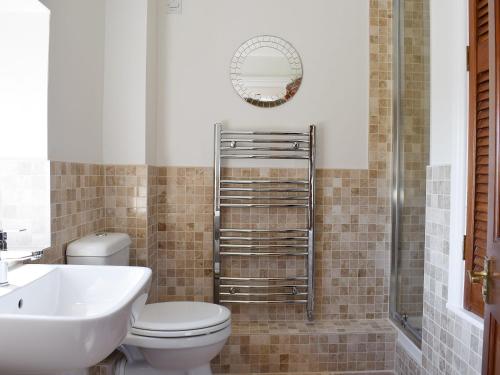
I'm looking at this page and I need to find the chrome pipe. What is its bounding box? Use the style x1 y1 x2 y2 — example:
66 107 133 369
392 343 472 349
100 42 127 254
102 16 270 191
307 125 316 321
213 123 222 304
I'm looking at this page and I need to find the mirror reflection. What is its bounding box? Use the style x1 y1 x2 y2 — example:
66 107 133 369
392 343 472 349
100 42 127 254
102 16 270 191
230 36 303 108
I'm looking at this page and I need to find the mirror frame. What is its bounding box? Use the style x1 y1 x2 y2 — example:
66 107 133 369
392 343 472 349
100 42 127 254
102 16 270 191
230 35 303 108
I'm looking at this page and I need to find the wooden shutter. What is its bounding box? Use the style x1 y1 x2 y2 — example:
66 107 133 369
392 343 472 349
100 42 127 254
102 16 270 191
465 0 490 317
482 0 500 373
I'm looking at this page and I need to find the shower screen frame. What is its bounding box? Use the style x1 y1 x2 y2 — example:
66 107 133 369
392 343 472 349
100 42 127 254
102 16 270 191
390 0 427 348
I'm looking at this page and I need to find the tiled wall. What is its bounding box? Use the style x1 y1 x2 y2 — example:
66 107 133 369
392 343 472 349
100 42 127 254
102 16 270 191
397 165 484 375
45 162 158 279
212 320 396 374
104 165 148 267
0 159 51 250
395 342 421 375
47 162 105 264
420 165 483 375
157 167 214 305
397 0 430 317
367 0 393 320
147 166 160 303
156 167 390 322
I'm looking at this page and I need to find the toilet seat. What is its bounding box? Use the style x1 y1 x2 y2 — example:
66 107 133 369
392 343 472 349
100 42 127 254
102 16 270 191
123 324 231 351
130 301 231 338
131 319 231 338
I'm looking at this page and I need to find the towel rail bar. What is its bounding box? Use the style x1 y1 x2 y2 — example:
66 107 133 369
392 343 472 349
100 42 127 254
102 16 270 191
220 138 309 144
220 155 309 160
221 180 309 185
221 131 309 136
220 252 308 257
214 124 316 321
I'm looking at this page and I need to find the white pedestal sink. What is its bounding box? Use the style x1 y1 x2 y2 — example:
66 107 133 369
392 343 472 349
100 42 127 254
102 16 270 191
0 264 151 374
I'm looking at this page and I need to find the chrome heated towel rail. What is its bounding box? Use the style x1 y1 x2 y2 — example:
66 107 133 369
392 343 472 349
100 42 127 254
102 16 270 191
213 124 316 320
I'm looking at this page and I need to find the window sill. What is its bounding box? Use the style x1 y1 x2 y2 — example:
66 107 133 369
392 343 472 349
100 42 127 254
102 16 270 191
446 302 484 330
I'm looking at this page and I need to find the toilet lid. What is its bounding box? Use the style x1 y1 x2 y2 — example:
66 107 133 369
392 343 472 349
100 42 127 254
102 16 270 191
133 302 231 332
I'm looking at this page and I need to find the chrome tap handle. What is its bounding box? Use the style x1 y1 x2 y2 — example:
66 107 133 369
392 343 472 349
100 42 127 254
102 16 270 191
0 228 28 251
0 231 7 251
0 232 8 285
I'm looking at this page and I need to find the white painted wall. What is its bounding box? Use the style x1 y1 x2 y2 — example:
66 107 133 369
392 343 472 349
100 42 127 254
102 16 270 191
157 0 369 168
102 0 149 165
430 0 467 166
430 0 483 328
41 0 157 165
146 0 158 165
41 0 105 164
0 0 50 159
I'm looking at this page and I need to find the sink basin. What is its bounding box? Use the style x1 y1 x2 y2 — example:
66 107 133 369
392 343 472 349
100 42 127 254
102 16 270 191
0 264 151 374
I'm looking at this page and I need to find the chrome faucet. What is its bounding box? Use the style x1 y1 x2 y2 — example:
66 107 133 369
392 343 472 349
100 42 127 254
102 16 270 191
0 230 7 250
0 229 44 287
0 231 8 286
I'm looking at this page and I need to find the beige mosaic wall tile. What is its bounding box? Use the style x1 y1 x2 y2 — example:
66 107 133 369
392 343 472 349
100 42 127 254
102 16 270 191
316 169 387 320
156 167 389 321
45 162 105 264
104 165 148 267
367 0 393 318
395 342 421 375
157 166 214 304
212 320 396 374
45 162 159 296
396 0 430 318
147 166 160 303
421 165 483 375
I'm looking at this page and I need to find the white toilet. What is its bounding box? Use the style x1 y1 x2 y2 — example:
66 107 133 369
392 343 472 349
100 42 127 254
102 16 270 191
67 233 231 375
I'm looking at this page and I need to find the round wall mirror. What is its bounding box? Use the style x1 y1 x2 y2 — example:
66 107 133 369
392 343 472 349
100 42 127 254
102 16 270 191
230 36 303 108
